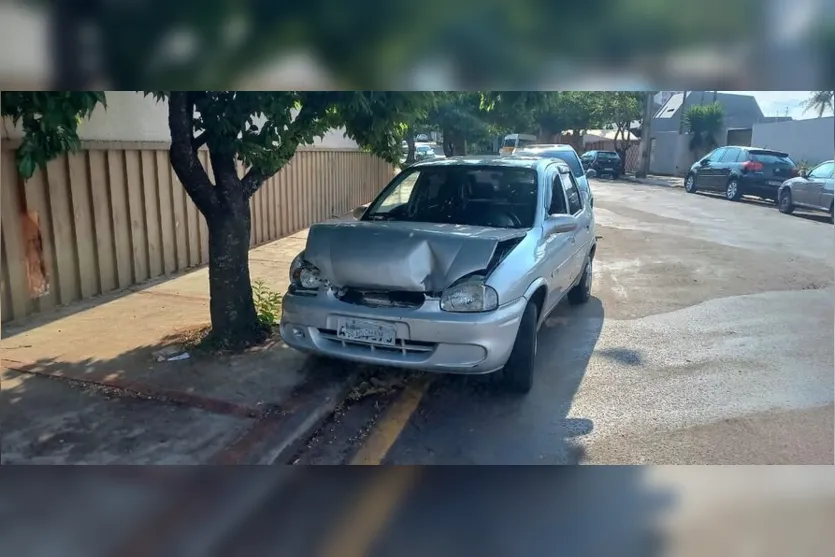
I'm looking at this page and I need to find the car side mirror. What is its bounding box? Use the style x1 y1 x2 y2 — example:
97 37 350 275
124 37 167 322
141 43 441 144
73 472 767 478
585 168 597 179
544 215 579 236
700 159 709 166
352 206 367 220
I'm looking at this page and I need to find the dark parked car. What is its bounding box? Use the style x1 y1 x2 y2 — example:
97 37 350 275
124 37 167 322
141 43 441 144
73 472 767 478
684 146 799 202
777 160 834 223
580 150 622 179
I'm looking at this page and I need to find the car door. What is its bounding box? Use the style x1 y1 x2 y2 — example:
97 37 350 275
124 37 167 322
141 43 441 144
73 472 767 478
558 168 589 283
541 168 576 314
791 166 819 207
716 147 742 187
809 161 835 210
700 147 727 190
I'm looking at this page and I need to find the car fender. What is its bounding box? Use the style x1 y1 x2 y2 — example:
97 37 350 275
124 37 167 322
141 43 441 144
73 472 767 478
777 181 793 197
522 277 550 304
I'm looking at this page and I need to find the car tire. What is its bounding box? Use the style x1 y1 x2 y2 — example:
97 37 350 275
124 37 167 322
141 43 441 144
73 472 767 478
684 173 698 193
829 203 834 224
568 256 593 305
612 173 620 180
725 178 742 201
502 302 538 394
778 189 795 214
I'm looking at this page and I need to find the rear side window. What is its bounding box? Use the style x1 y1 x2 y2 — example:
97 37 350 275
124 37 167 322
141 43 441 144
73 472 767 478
517 138 537 148
750 151 795 166
720 147 742 163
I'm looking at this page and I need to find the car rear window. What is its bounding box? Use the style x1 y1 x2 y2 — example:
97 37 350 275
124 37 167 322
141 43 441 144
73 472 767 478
598 152 620 160
748 151 795 166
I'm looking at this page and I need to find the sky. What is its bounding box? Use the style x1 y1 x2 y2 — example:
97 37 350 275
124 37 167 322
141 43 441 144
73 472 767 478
720 91 826 120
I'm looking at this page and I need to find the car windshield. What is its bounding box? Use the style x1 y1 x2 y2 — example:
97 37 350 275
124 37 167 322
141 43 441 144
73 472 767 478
517 149 584 178
417 146 431 152
364 166 539 229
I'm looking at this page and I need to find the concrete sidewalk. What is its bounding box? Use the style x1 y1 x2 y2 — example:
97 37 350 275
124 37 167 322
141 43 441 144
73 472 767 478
0 230 355 464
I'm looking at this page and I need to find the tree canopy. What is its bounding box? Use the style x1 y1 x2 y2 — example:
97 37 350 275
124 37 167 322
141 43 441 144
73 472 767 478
1 91 106 179
684 102 724 155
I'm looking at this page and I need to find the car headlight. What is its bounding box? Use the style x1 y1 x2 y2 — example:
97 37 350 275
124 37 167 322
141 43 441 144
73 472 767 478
440 278 499 313
290 255 327 290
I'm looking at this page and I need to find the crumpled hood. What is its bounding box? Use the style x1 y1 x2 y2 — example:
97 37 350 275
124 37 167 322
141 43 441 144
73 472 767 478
304 221 526 292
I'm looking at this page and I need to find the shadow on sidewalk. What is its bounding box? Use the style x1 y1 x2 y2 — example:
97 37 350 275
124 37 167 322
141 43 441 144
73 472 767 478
0 331 352 464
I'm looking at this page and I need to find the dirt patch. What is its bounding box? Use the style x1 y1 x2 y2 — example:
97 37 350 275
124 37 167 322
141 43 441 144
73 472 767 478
153 323 284 362
594 225 834 320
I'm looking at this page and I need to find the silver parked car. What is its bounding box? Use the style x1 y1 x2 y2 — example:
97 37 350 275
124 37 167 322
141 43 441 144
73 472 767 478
777 160 834 223
280 156 598 393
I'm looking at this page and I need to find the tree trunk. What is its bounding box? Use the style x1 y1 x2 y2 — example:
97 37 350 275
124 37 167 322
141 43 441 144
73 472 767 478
206 197 267 349
405 134 416 165
442 127 455 157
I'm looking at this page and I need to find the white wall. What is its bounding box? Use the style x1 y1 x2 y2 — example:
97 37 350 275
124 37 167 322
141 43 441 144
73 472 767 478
2 91 361 149
751 117 834 165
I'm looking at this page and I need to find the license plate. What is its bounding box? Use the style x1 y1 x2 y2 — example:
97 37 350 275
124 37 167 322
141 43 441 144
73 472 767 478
768 180 782 186
336 318 397 346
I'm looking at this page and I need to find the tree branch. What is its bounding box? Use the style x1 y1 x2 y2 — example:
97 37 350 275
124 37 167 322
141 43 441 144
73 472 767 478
192 131 208 150
241 102 321 198
168 92 218 216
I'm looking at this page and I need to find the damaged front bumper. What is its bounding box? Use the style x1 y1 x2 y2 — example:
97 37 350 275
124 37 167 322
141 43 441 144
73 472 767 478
279 289 527 374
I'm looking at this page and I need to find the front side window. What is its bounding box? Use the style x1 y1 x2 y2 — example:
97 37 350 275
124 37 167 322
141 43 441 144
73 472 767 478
364 166 540 229
809 161 834 179
549 174 568 215
560 172 583 214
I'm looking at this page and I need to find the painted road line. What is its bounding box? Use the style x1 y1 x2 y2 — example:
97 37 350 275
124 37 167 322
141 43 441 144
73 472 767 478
350 375 432 465
316 466 420 557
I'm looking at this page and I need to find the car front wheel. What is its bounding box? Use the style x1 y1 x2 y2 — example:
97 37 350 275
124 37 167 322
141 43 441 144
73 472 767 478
502 302 538 394
778 189 795 214
685 174 697 193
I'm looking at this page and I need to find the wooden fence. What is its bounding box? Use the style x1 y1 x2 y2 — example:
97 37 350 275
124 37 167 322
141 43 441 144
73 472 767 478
0 143 392 323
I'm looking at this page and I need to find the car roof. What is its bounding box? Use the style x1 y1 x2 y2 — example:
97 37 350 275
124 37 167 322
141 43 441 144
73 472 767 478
518 144 577 152
411 155 567 173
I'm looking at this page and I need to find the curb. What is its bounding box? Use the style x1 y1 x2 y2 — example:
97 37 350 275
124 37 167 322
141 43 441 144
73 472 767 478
3 356 358 466
211 368 359 465
620 175 684 188
2 358 266 419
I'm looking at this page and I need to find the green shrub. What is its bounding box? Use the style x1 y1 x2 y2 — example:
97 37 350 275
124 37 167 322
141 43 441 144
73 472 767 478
252 280 282 327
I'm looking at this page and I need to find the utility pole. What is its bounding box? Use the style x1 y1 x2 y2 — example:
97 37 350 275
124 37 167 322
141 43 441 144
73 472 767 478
678 91 689 134
636 91 655 179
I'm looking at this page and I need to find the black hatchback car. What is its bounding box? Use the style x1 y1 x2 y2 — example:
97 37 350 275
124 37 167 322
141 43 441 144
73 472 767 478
684 146 799 202
580 150 622 179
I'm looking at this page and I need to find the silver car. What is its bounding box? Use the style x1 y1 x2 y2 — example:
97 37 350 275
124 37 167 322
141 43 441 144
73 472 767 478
280 156 598 393
777 160 834 223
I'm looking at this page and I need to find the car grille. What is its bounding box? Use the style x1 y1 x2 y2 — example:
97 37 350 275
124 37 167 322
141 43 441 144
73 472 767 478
335 288 426 309
316 328 436 355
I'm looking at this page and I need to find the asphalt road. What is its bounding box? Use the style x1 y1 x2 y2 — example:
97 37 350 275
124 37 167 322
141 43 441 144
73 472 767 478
293 179 834 465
